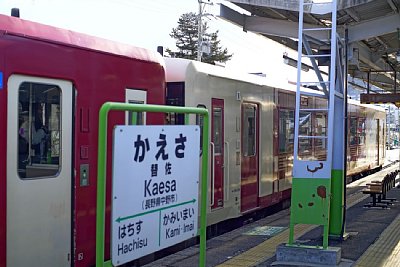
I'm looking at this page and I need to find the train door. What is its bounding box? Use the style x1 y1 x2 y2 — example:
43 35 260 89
376 119 380 165
7 75 73 266
381 120 386 159
241 102 259 212
211 98 224 209
126 89 146 125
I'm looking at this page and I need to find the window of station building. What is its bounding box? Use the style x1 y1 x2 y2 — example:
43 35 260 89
18 82 61 179
349 117 358 146
243 104 257 157
278 109 294 153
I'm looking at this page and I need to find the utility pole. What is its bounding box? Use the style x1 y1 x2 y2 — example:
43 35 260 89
197 0 203 61
197 0 212 62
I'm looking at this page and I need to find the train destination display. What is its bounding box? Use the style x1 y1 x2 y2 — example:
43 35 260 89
111 125 200 266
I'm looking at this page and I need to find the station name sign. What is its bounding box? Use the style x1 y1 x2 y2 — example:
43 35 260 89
111 125 200 266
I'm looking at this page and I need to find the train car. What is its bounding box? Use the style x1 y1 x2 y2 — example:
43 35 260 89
347 100 386 180
0 13 387 266
165 57 386 227
0 14 166 266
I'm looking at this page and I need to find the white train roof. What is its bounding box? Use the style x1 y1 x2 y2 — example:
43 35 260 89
165 57 300 91
165 57 192 82
348 98 385 112
164 57 385 112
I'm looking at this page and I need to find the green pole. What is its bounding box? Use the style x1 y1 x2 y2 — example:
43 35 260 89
329 169 344 236
185 113 190 125
131 112 137 125
96 105 108 267
199 114 209 267
96 102 209 267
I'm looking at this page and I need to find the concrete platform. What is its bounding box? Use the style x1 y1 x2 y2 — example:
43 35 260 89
275 244 341 266
143 168 400 267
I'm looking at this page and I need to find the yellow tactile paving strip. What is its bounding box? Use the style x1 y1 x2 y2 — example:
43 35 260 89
216 190 369 267
216 224 317 267
354 214 400 267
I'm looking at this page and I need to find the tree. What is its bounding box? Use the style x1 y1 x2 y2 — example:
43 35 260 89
166 12 232 65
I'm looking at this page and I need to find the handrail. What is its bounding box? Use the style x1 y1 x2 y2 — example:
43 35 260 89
224 141 230 201
210 142 215 207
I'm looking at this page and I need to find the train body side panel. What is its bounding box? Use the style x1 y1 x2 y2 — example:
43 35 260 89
165 58 386 233
1 31 165 266
0 42 6 267
347 103 386 177
365 106 386 168
240 84 275 209
183 62 277 225
184 65 241 224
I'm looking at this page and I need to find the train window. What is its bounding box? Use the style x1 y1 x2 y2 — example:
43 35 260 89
298 137 312 159
127 100 144 125
278 92 295 108
278 109 294 153
315 97 328 109
300 96 309 107
18 82 61 179
314 113 327 137
314 113 327 160
349 117 358 146
299 111 312 136
243 104 256 156
166 82 185 125
298 111 312 159
213 107 223 154
358 118 366 145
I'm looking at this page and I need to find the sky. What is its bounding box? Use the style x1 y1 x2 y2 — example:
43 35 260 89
0 0 315 82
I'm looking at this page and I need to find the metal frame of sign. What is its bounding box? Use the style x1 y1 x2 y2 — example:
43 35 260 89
96 102 209 267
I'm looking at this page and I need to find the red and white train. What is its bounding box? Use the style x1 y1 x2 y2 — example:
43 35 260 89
0 14 386 267
165 57 386 227
0 14 165 267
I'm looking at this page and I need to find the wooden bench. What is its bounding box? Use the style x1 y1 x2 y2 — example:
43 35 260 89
363 170 398 208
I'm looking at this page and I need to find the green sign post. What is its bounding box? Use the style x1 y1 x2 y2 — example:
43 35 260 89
289 0 344 250
95 102 209 267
